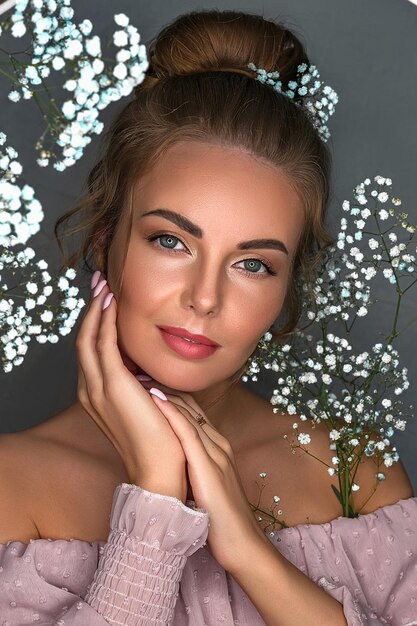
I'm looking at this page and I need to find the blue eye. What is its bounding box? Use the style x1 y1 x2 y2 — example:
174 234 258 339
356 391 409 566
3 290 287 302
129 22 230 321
236 258 276 276
148 234 186 251
243 259 265 273
158 234 180 249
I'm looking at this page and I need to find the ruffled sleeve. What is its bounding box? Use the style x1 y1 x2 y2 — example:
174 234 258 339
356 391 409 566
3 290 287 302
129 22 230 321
84 483 210 623
316 577 389 625
0 483 209 625
268 496 417 626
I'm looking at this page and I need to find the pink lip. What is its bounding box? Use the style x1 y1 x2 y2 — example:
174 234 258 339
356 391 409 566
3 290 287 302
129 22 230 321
158 327 219 360
158 326 219 347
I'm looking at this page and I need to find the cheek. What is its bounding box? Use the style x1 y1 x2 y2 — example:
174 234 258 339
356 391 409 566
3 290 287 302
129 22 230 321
228 281 286 350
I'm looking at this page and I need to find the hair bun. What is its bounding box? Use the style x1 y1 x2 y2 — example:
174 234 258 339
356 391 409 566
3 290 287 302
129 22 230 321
138 9 309 92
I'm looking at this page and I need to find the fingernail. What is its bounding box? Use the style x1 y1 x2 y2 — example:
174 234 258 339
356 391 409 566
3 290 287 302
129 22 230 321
136 374 153 381
93 279 107 297
102 292 114 310
91 270 101 290
149 387 167 401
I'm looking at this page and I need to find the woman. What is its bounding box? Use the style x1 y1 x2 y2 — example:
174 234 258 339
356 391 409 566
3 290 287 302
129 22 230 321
0 9 415 626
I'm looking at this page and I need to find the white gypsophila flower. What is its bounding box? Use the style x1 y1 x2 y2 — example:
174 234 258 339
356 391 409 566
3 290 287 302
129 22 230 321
1 246 86 372
40 310 53 323
0 135 44 246
362 267 377 280
242 174 415 517
325 354 336 367
297 433 311 445
5 4 149 171
351 483 360 491
383 454 394 467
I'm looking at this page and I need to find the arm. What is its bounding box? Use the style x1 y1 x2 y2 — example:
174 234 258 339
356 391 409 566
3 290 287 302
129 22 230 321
228 532 349 626
0 483 209 625
226 455 415 626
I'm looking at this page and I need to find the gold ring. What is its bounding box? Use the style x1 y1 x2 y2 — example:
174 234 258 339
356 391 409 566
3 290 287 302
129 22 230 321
195 413 207 426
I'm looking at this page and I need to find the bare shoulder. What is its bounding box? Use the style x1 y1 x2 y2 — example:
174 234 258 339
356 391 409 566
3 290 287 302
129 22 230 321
0 430 42 543
352 446 414 513
0 404 129 544
233 384 414 527
274 412 414 517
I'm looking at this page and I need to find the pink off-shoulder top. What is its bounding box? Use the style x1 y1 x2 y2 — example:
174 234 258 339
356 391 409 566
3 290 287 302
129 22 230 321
0 483 416 625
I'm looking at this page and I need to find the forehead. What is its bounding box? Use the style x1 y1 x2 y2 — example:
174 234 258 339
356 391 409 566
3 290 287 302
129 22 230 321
131 141 304 244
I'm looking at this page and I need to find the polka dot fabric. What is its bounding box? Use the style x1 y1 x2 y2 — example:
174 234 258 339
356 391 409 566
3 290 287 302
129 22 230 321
0 483 416 625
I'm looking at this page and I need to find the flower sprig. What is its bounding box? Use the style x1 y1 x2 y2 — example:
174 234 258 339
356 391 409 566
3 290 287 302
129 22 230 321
0 131 85 372
249 472 289 536
0 131 44 246
0 0 148 170
0 245 85 372
243 176 416 517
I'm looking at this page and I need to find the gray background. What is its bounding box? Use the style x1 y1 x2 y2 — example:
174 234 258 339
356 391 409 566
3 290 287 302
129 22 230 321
1 0 416 492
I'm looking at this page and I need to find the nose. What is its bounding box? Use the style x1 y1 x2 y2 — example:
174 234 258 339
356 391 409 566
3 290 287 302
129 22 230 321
181 258 223 317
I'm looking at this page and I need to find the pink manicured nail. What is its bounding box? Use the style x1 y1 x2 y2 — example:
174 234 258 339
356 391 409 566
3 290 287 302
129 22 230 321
90 270 101 290
93 279 107 297
136 374 153 381
102 292 114 310
149 387 167 401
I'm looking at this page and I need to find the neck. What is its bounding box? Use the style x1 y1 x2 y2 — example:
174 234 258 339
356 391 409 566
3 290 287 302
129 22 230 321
191 373 245 433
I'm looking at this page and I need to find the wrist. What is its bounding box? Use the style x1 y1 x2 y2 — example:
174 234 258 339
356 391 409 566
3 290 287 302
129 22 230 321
130 476 187 504
226 525 275 577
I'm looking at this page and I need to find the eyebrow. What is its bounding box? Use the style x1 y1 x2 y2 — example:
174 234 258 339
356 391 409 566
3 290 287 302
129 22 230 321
140 208 289 256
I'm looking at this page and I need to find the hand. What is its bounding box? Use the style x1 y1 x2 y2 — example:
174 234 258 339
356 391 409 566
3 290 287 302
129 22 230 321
75 273 188 501
143 382 269 572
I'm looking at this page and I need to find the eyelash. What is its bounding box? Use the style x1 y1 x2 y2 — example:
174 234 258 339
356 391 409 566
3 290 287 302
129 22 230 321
145 233 277 278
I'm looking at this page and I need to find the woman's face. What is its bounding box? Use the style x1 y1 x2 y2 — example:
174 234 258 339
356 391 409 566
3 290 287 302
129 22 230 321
107 140 304 392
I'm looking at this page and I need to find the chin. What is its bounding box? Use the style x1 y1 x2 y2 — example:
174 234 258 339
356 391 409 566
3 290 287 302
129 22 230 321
155 371 218 393
134 361 231 393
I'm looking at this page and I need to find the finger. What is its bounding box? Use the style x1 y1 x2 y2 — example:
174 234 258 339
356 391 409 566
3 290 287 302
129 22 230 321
95 288 129 384
151 392 226 465
160 393 227 450
141 382 215 426
76 278 111 405
146 388 230 458
138 379 202 411
150 394 217 467
161 393 237 466
97 292 154 406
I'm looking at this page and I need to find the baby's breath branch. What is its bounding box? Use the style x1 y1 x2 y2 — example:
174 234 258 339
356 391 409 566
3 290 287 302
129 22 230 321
249 176 414 517
248 476 289 531
288 439 332 469
1 3 149 170
249 502 289 531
